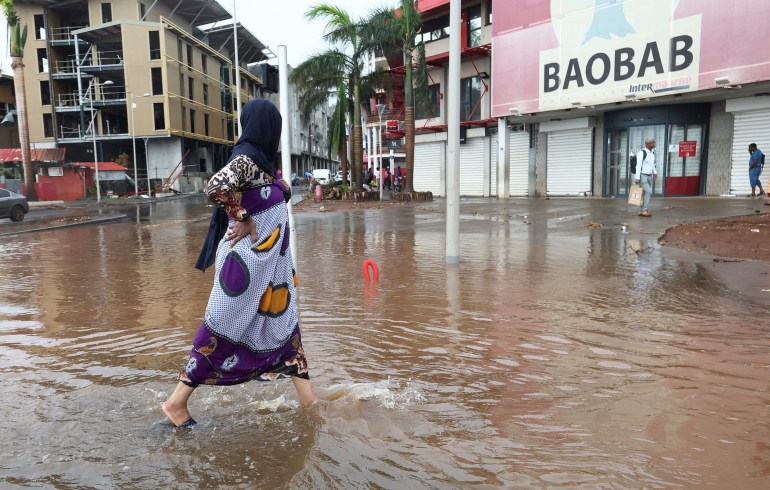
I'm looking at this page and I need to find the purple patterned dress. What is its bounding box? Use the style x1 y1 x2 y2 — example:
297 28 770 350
179 155 308 387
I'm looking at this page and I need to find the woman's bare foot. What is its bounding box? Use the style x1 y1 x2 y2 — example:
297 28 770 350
161 382 196 426
292 377 319 407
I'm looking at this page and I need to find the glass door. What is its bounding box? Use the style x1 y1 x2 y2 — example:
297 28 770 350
605 129 628 196
665 123 705 195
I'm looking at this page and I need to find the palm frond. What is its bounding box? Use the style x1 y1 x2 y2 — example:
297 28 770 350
306 4 352 32
1 0 18 26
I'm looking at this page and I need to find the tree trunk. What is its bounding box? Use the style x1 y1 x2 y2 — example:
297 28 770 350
404 107 415 193
11 56 37 201
403 50 415 194
351 82 363 192
340 131 348 187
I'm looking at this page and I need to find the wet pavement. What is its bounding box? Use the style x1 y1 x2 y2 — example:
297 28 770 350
0 194 768 488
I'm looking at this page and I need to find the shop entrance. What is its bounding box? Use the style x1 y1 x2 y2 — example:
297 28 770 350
603 104 710 197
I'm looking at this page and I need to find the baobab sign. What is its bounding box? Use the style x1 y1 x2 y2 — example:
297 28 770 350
491 0 770 115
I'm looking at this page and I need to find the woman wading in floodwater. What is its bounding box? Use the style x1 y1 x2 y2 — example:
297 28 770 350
162 99 317 427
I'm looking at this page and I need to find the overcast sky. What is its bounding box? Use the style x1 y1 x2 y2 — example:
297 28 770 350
0 0 392 74
227 0 390 66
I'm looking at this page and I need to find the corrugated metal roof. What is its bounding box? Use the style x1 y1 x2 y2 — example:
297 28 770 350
71 162 128 171
0 148 67 163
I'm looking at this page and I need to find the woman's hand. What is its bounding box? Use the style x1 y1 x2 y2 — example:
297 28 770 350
225 218 257 248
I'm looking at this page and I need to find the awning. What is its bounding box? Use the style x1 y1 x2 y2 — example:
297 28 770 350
198 22 270 65
71 162 128 171
0 148 67 163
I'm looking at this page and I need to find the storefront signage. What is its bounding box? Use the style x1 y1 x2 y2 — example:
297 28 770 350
679 140 696 157
491 0 770 116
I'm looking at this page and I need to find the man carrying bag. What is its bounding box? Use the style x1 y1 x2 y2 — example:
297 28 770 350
631 138 657 217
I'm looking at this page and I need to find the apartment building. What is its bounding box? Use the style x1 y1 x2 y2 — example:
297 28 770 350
376 0 497 197
259 64 336 179
15 0 271 195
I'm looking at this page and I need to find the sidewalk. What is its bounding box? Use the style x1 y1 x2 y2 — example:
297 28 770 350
0 193 203 236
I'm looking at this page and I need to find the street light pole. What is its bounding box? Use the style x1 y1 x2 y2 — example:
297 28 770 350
376 103 387 201
90 93 100 203
143 136 151 196
87 79 112 203
130 93 138 196
130 92 151 196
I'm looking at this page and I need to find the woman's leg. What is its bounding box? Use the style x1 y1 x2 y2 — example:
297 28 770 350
161 382 196 426
291 377 318 406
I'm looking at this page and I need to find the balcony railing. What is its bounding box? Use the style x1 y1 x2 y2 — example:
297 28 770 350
59 123 129 140
48 25 87 42
84 50 124 67
56 85 128 109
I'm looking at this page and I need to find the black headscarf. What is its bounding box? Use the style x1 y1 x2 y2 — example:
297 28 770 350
232 98 282 177
195 99 283 272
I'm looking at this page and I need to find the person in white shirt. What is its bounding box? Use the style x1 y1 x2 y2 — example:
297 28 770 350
634 138 657 217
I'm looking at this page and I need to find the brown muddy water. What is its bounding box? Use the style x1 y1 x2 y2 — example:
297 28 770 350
0 197 768 489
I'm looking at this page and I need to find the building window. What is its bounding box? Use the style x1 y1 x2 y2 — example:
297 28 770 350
153 102 165 129
417 14 449 43
179 73 184 97
486 0 492 25
177 38 183 61
188 77 194 100
37 48 48 73
460 76 482 121
204 113 209 136
416 84 440 120
467 5 482 47
187 44 193 69
151 67 162 95
40 81 51 106
201 54 207 74
149 31 160 60
43 114 54 138
202 84 209 106
190 109 196 134
101 3 112 23
139 2 146 20
34 14 45 40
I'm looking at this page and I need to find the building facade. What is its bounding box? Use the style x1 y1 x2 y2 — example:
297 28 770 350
403 0 770 199
263 64 336 179
14 0 272 194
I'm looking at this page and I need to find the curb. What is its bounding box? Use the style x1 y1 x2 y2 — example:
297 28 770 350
0 214 129 237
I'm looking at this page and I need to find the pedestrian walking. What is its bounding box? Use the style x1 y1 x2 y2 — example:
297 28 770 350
634 138 657 217
748 143 765 197
162 99 317 427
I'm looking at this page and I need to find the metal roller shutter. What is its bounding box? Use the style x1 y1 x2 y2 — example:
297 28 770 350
730 110 770 196
414 142 443 195
490 135 498 196
546 128 593 196
509 130 529 196
460 137 485 196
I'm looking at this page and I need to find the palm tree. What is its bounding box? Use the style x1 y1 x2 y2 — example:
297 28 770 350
291 5 376 191
368 0 430 194
290 51 351 187
1 0 36 201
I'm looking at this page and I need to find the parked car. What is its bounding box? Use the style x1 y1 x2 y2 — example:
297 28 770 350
0 188 29 222
312 168 331 185
334 170 351 184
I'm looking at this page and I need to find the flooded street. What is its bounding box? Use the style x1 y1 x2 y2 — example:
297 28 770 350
1 196 768 488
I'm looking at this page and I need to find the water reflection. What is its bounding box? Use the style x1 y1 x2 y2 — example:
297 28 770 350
0 197 767 487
